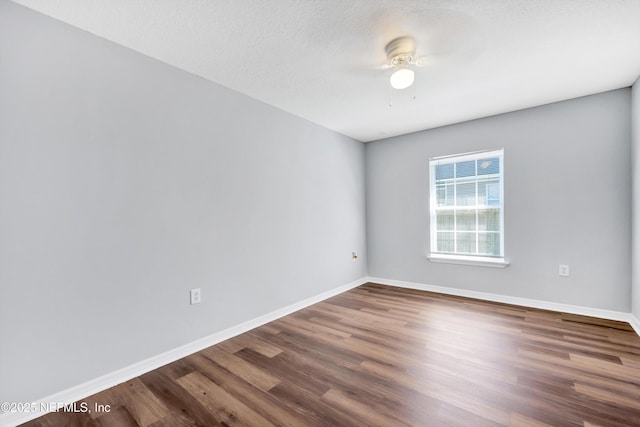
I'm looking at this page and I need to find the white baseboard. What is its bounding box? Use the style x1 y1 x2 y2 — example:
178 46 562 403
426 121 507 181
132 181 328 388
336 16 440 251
0 277 368 427
629 314 640 337
366 276 635 325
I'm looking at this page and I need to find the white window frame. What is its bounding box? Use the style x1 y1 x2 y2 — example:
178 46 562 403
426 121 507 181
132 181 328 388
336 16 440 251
428 149 508 268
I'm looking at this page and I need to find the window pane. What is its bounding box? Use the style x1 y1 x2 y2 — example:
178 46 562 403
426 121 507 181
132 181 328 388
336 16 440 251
478 232 500 256
456 232 476 254
437 232 454 252
436 163 454 180
456 182 476 206
456 160 476 178
456 210 475 231
436 185 446 206
436 211 454 230
486 182 500 206
445 184 454 206
478 178 499 205
477 157 500 175
436 184 455 207
478 208 500 231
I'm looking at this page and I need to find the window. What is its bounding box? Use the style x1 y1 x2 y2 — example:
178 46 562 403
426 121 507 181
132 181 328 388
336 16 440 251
429 149 505 265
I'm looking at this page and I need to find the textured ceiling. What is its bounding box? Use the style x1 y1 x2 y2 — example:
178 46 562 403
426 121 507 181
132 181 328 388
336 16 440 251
11 0 640 142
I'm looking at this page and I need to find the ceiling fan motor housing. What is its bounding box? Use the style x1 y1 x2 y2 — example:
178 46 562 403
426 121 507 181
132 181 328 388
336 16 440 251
385 36 416 66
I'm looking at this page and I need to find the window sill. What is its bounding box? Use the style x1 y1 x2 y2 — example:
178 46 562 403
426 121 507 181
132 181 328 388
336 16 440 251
427 254 510 268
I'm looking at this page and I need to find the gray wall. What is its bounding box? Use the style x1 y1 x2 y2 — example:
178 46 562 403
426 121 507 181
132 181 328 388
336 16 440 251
0 2 366 403
633 78 640 320
367 89 632 312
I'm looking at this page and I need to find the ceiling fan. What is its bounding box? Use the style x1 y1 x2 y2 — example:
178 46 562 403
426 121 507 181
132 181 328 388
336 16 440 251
382 36 427 90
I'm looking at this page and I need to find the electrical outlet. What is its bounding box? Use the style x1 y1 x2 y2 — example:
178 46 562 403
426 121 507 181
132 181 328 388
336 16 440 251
559 265 570 277
190 288 201 305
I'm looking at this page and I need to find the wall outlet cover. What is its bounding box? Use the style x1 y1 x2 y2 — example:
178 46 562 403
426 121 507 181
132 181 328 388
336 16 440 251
190 288 202 305
559 265 570 277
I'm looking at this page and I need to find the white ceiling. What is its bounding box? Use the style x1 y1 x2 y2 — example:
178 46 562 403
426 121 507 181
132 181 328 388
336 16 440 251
11 0 640 142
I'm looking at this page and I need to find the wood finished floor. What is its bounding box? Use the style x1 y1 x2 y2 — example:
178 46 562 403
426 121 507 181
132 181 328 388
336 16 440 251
23 283 640 427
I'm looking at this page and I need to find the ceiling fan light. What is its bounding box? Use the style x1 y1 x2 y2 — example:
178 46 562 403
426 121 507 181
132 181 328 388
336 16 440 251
390 68 415 90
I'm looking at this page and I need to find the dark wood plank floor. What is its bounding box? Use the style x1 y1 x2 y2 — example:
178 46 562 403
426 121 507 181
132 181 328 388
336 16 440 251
22 283 640 426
